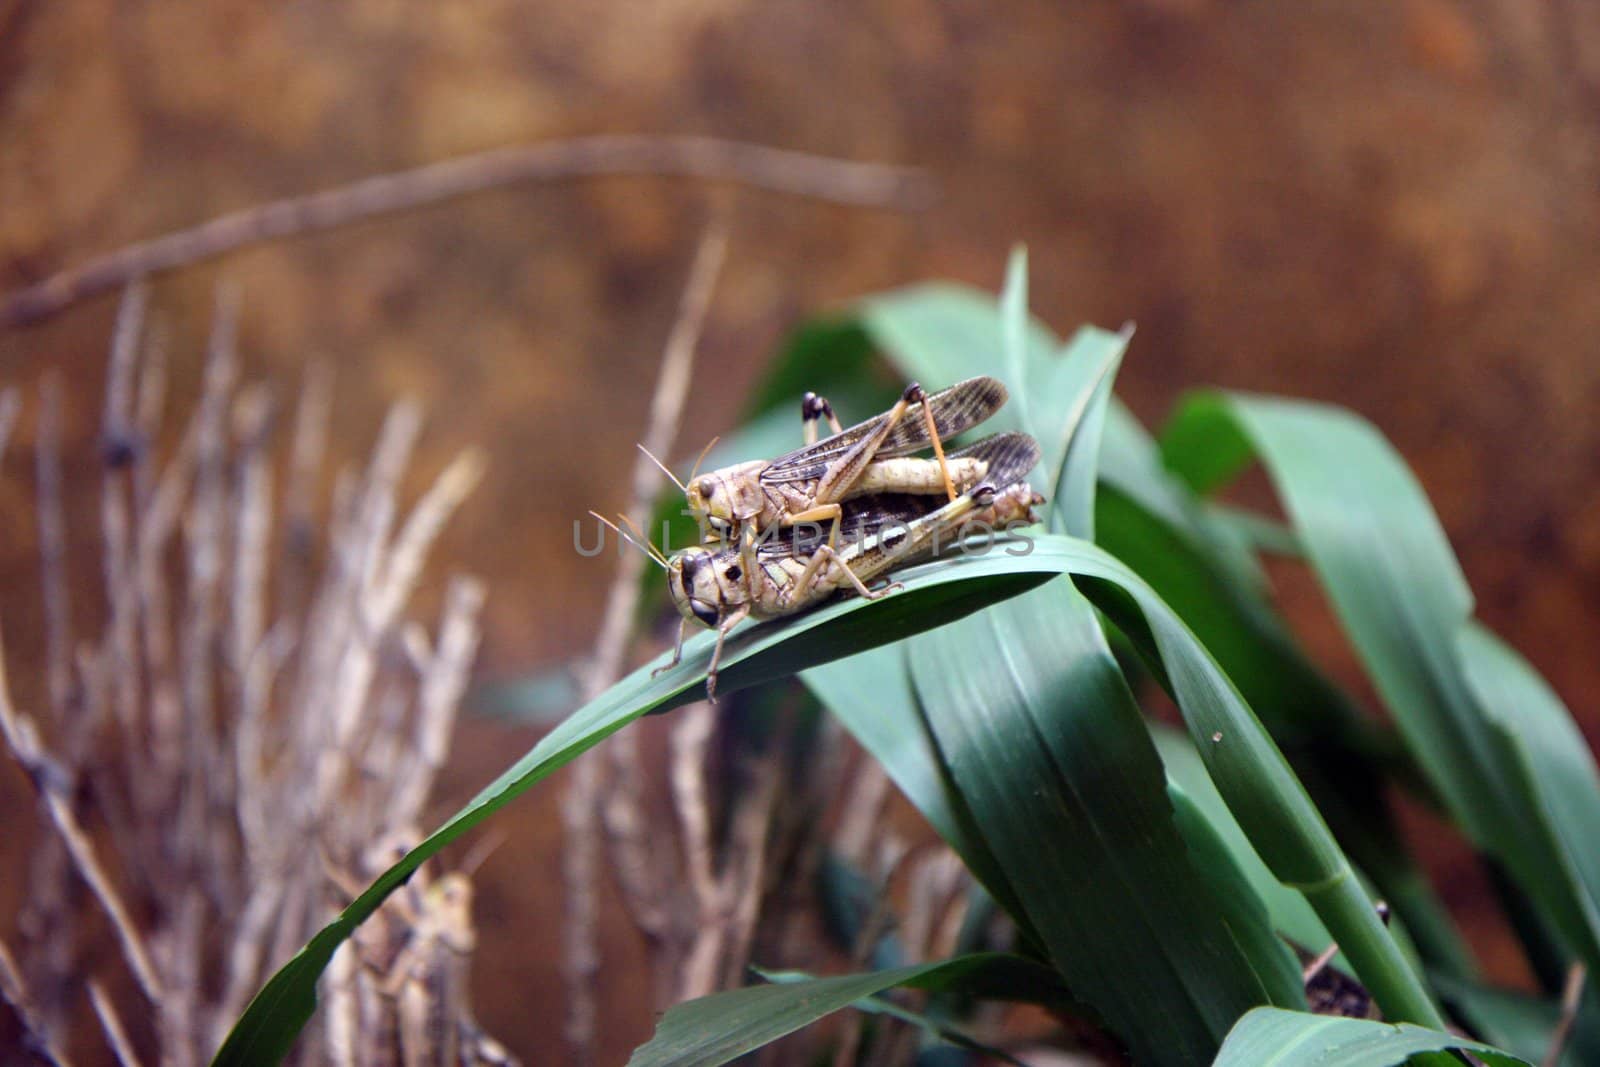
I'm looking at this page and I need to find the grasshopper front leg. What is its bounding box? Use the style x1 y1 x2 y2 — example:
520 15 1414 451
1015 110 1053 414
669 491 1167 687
704 603 751 703
651 617 688 678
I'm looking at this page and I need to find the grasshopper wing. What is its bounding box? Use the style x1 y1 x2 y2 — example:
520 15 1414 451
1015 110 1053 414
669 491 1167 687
762 431 1041 559
945 430 1040 493
761 376 1008 484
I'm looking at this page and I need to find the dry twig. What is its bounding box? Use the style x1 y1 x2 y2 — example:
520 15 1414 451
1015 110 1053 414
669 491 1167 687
0 934 72 1067
1544 962 1587 1067
0 388 18 461
4 285 503 1063
1 135 928 329
0 622 165 1006
562 221 728 1063
88 980 145 1067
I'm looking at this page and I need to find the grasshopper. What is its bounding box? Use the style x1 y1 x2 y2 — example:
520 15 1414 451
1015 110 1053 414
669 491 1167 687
657 376 1010 549
603 431 1041 701
324 833 517 1067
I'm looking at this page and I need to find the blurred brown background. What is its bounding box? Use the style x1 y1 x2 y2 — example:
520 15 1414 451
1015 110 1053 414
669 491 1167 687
2 0 1599 1062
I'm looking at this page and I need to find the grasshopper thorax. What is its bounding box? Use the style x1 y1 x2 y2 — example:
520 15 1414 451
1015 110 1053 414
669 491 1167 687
668 546 746 629
423 872 477 953
685 461 768 535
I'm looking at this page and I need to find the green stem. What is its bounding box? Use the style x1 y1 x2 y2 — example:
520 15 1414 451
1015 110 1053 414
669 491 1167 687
1379 867 1479 981
1305 865 1453 1062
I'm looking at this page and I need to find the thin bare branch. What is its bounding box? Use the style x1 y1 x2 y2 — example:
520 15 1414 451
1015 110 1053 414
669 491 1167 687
103 285 147 751
387 575 486 826
1 135 928 329
1544 962 1587 1067
277 361 332 614
132 317 168 510
561 749 603 1067
0 623 164 1005
596 739 675 944
315 445 484 809
228 386 275 675
588 222 727 695
903 850 966 964
104 282 148 453
671 704 722 912
714 751 781 993
34 373 75 726
0 934 72 1067
835 756 892 863
0 389 18 464
366 450 486 631
566 223 728 1061
89 980 145 1067
24 374 80 1035
178 287 240 887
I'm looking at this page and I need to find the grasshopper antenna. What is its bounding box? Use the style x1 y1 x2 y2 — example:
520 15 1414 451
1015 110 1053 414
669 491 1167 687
589 510 668 569
636 443 686 492
685 435 721 487
616 512 671 568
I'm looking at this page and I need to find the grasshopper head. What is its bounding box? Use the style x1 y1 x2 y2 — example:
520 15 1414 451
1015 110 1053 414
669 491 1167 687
685 461 766 536
667 546 742 629
424 873 476 953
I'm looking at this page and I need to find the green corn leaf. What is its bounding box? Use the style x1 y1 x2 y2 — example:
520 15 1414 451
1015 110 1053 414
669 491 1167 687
754 966 1033 1066
908 578 1306 1064
216 532 1444 1064
1043 326 1128 538
861 282 1057 420
1103 402 1471 978
800 644 1032 934
1430 973 1564 1065
1151 725 1336 963
1162 392 1600 978
626 954 1063 1067
1458 622 1600 964
1213 1006 1527 1066
860 281 1466 981
213 550 1052 1066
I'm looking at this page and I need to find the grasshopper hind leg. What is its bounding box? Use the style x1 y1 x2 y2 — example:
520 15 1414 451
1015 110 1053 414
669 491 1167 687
786 543 903 611
801 391 843 445
904 382 958 503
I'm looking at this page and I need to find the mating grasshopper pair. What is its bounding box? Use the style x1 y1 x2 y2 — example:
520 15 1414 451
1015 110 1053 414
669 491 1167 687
603 377 1042 700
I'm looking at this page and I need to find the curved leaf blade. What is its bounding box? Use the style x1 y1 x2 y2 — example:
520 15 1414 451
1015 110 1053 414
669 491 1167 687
626 954 1062 1067
909 579 1305 1064
213 551 1053 1066
217 533 1440 1063
1104 402 1471 977
1164 392 1600 976
1213 1006 1527 1067
1458 623 1600 963
800 645 1031 931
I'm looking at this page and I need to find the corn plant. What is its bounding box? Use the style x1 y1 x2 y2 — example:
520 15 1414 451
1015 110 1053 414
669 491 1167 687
217 251 1599 1066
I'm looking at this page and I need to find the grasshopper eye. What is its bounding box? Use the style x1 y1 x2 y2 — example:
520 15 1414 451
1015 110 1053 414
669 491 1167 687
696 478 716 499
